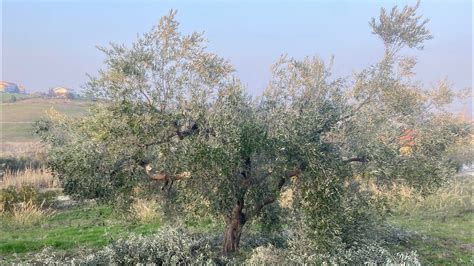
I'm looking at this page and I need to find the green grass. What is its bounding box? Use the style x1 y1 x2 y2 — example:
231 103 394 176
390 213 473 265
0 203 162 257
388 175 474 265
0 93 31 103
1 98 90 142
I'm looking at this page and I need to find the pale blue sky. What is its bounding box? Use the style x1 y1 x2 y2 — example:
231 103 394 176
2 0 472 114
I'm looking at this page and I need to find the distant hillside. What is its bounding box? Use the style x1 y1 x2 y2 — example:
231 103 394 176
1 98 91 142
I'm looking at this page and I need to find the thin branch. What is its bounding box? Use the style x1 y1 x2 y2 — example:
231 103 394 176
343 156 368 163
248 168 299 219
339 93 374 122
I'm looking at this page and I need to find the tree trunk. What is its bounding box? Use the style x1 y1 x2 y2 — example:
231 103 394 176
222 200 246 254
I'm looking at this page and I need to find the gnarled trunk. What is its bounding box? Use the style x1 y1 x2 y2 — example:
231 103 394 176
222 200 246 254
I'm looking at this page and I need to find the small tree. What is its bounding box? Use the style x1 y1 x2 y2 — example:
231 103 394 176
36 3 471 254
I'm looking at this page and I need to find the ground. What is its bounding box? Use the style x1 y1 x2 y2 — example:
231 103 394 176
0 203 162 260
1 177 472 263
388 174 473 265
1 98 90 143
0 93 31 103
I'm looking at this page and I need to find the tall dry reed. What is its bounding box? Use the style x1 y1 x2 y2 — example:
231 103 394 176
6 200 54 226
0 166 60 189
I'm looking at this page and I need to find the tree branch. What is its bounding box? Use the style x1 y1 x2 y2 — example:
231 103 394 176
343 156 368 163
339 94 373 122
175 122 199 140
248 168 299 219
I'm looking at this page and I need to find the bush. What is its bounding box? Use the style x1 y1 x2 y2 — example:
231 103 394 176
34 225 218 265
0 185 38 213
243 242 420 265
282 216 420 265
29 223 419 265
0 185 59 215
245 244 284 264
0 186 18 213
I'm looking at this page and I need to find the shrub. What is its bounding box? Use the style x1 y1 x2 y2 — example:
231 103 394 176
17 184 38 202
286 240 420 265
385 251 421 265
245 244 284 264
34 225 218 265
283 216 420 265
243 241 420 265
29 224 419 265
0 186 18 213
0 185 58 214
1 185 39 213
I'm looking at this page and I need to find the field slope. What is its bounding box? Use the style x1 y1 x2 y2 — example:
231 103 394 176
1 98 90 143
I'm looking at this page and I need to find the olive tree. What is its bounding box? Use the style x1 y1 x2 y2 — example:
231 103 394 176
36 10 233 201
36 3 471 255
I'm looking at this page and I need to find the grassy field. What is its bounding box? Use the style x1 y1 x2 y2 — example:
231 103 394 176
0 176 471 263
1 98 90 142
0 93 32 103
388 175 474 265
0 203 162 259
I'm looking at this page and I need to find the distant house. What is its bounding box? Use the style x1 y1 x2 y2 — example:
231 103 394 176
18 85 26 94
399 129 416 147
0 81 21 93
398 129 417 156
50 87 74 98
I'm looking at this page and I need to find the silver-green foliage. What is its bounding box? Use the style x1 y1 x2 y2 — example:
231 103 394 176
33 225 217 265
35 2 472 252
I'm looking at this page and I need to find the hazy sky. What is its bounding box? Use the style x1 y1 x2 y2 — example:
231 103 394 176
1 0 472 113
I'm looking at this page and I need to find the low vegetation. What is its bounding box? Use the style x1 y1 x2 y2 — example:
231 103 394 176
0 203 162 259
0 92 31 103
7 200 55 227
130 197 162 224
0 173 472 263
389 175 473 264
0 166 59 190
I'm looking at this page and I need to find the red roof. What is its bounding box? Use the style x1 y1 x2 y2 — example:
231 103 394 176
399 129 416 146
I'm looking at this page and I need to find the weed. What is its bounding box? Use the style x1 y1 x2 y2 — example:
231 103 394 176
130 198 161 224
7 200 54 227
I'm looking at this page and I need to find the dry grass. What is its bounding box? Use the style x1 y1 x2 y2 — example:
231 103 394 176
393 176 473 216
130 198 161 224
5 200 54 227
0 142 45 158
0 166 60 189
355 175 473 216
